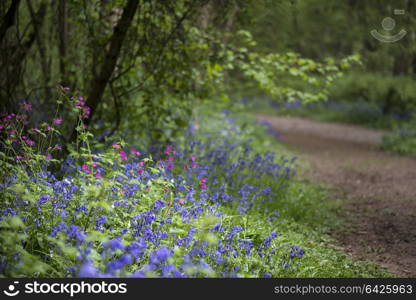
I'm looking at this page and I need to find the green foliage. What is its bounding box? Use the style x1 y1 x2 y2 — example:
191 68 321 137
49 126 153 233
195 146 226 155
1 101 295 277
200 111 391 277
329 72 416 115
381 119 416 156
238 0 416 132
2 0 360 144
0 96 391 277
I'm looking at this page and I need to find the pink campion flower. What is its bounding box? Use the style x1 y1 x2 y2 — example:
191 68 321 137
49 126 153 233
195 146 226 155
17 114 28 121
22 136 27 140
200 183 207 190
82 164 91 174
191 155 196 162
74 101 85 107
191 163 198 169
137 168 144 175
21 101 32 111
26 139 35 146
95 173 102 179
45 154 52 161
168 156 174 162
164 145 172 154
201 178 207 183
92 162 97 168
130 149 140 155
172 150 177 155
82 106 91 119
179 199 185 205
119 150 128 161
112 144 121 150
79 96 84 101
139 161 145 166
167 163 174 169
53 118 62 125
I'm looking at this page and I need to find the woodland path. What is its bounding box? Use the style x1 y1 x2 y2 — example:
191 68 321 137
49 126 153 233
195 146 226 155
257 114 416 277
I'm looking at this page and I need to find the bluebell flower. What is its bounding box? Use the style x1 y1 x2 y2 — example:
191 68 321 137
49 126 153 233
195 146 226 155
38 194 50 205
50 221 67 237
261 187 271 195
67 225 86 244
78 260 98 277
153 200 165 210
95 216 107 229
267 210 280 222
128 238 147 257
161 264 177 277
75 205 88 214
149 246 172 265
290 246 304 258
211 223 224 233
2 208 18 216
107 260 124 273
106 239 124 251
131 270 146 278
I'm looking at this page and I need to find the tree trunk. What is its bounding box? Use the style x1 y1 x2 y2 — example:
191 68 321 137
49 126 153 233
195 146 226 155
0 1 45 110
27 0 51 100
0 0 21 44
58 0 69 86
71 0 139 140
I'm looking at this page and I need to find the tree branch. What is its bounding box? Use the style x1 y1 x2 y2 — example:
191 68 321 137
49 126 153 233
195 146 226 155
0 0 21 44
78 0 139 133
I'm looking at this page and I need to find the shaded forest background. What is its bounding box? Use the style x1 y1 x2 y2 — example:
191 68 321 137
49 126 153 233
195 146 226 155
1 0 415 146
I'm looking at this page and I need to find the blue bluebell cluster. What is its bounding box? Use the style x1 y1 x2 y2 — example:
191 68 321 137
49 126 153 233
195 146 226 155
0 114 304 278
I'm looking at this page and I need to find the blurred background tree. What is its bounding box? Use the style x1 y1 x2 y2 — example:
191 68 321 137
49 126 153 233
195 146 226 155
238 0 416 116
1 0 413 149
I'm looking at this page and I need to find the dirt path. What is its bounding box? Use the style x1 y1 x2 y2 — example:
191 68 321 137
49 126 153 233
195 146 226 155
257 114 416 277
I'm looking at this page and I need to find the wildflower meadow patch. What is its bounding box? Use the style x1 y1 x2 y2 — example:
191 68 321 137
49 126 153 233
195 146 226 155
0 89 304 278
0 89 390 278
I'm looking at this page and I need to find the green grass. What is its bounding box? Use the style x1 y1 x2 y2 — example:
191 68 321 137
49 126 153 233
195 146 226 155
380 129 416 156
205 110 392 277
249 99 402 130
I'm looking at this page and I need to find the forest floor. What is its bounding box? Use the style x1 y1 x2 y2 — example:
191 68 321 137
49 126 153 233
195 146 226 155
256 114 416 277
